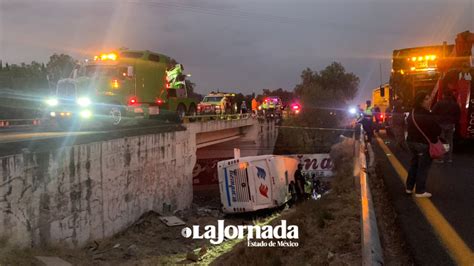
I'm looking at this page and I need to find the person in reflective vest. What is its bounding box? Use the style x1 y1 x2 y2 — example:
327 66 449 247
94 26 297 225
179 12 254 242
251 98 258 115
360 100 374 142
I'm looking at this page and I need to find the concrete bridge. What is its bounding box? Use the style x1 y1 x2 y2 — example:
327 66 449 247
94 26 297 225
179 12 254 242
0 117 278 247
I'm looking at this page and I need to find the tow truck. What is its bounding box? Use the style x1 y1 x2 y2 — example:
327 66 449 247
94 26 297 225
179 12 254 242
45 49 197 128
390 30 474 139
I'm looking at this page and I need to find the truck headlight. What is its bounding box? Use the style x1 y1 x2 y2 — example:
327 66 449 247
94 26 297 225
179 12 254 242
46 98 58 106
77 97 91 107
80 110 92 118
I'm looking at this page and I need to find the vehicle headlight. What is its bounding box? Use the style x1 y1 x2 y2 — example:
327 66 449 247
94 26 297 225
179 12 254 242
46 98 58 106
80 110 92 118
77 97 91 107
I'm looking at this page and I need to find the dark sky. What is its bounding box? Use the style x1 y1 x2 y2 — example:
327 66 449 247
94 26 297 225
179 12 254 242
0 0 472 103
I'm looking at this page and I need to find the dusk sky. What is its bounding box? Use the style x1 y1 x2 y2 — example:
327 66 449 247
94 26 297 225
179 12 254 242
0 0 473 103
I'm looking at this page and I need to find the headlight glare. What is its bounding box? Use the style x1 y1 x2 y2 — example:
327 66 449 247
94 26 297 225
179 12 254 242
77 97 91 107
46 98 58 106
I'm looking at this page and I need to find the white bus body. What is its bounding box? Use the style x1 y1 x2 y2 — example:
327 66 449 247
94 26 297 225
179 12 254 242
218 155 299 213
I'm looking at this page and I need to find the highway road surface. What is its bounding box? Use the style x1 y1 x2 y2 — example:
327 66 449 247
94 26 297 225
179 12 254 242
374 131 474 266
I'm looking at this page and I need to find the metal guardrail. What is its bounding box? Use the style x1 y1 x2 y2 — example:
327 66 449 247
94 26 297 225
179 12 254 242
357 125 384 265
276 125 355 132
0 113 255 129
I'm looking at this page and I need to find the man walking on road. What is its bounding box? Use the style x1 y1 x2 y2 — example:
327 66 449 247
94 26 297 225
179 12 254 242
432 90 460 163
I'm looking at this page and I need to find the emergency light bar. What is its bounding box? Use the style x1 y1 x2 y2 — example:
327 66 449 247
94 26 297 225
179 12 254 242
94 53 118 61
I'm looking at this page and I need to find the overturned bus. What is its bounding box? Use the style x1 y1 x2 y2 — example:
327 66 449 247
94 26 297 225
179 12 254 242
218 155 299 214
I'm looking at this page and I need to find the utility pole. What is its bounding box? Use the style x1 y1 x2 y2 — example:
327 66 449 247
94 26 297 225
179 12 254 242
379 62 383 86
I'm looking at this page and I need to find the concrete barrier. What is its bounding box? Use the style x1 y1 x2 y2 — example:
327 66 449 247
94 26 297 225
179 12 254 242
0 118 277 248
357 126 384 265
0 130 196 247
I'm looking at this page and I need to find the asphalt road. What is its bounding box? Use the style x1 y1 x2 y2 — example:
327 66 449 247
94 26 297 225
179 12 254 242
373 131 474 265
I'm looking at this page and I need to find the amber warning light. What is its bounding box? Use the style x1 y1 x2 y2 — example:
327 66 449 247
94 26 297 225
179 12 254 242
94 53 117 61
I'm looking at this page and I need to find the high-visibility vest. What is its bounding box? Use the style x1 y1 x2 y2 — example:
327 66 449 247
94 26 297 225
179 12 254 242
364 106 373 117
251 99 258 110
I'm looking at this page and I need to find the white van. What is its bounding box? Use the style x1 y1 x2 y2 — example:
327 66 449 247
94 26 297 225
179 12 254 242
217 155 299 213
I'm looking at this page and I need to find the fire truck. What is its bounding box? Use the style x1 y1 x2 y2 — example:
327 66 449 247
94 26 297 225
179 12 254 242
389 30 474 139
45 49 197 127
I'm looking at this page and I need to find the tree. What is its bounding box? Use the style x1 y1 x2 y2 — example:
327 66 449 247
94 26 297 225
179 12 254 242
46 54 76 85
294 62 359 127
186 80 203 101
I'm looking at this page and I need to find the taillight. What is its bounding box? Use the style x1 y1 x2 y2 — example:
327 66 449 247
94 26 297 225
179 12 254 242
156 98 164 105
166 82 170 88
129 97 138 105
380 114 384 119
291 104 300 110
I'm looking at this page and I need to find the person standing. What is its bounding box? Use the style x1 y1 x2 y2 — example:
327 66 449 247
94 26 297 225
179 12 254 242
405 92 441 198
391 95 408 151
251 98 258 115
294 164 305 202
432 90 460 163
360 100 374 143
240 101 248 114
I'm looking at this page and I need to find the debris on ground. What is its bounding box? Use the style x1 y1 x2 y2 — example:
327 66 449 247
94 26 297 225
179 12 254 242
159 216 186 226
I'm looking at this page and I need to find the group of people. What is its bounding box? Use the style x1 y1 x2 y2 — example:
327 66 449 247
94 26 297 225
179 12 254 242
355 86 460 198
361 88 460 198
239 98 260 115
356 100 381 143
289 164 323 205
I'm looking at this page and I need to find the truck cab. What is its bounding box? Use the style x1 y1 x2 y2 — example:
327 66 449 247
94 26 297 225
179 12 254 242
45 50 196 128
218 155 298 213
197 92 237 115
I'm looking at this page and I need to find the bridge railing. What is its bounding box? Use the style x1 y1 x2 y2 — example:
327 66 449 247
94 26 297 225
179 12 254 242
182 113 254 123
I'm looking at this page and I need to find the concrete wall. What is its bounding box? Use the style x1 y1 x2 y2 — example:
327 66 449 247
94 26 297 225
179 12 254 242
0 118 276 248
0 130 196 248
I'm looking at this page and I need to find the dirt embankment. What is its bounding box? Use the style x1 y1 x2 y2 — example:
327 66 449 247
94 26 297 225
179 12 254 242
212 138 361 265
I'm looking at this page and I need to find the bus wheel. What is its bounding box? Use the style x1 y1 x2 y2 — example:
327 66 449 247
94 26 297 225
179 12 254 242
109 106 123 126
